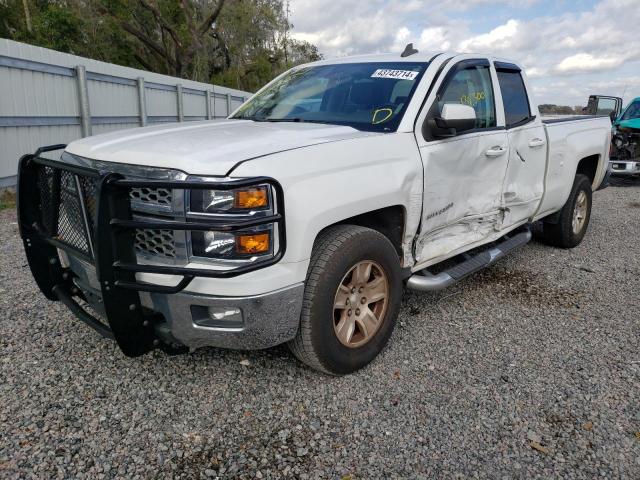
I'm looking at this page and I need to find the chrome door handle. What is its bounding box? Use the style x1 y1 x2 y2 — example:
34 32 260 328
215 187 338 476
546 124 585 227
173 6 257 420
485 146 507 157
528 138 546 148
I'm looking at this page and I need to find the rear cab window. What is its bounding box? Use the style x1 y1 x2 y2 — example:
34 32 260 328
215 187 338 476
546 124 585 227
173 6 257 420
495 63 532 128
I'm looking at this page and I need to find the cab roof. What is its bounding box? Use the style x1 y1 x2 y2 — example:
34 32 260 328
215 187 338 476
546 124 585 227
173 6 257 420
307 51 446 66
305 51 520 69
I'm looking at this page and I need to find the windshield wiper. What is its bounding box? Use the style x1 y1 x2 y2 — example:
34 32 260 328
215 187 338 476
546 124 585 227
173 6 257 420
263 118 339 126
236 116 337 126
233 115 264 121
233 116 288 122
262 118 305 123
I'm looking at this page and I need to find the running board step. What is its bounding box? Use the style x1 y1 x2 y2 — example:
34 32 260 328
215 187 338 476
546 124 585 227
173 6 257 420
406 229 532 292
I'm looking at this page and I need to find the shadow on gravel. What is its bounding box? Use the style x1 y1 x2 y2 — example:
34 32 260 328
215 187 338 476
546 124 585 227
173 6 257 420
187 343 302 371
469 266 580 309
608 175 640 188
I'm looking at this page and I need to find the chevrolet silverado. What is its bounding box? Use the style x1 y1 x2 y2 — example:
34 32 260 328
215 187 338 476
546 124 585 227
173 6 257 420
18 46 611 374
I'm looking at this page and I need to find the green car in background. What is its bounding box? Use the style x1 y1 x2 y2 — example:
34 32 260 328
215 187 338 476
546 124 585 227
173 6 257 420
611 97 640 176
586 95 640 177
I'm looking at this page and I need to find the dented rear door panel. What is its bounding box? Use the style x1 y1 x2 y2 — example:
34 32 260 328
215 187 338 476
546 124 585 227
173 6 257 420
501 122 547 227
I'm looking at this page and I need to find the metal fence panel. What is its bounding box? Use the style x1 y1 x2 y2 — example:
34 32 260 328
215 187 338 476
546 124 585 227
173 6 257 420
2 69 79 117
88 81 139 117
0 39 251 187
92 122 142 136
145 88 179 119
183 92 207 118
214 93 229 118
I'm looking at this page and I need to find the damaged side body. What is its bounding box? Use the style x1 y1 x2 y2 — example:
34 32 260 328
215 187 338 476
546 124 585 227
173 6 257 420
415 134 507 265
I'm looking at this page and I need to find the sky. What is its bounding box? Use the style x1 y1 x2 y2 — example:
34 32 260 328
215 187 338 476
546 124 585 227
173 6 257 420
289 0 640 107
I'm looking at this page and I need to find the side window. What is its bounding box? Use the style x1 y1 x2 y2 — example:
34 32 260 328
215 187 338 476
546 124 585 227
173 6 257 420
595 98 617 116
496 69 531 127
438 64 496 129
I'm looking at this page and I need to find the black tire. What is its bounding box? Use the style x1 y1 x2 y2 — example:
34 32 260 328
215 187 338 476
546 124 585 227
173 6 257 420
537 174 593 248
288 225 402 375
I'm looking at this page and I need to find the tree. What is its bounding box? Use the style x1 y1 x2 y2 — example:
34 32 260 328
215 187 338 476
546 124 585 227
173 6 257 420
100 0 228 79
538 104 576 115
1 0 323 91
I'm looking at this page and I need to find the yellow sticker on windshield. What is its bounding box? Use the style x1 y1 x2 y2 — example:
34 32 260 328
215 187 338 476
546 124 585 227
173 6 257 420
372 108 394 125
460 91 486 107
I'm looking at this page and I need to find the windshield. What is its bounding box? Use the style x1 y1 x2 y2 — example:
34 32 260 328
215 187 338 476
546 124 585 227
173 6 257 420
621 100 640 121
232 62 429 132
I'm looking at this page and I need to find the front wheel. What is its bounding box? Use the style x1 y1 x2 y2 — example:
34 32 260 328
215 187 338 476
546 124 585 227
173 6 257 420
537 174 593 248
288 225 402 375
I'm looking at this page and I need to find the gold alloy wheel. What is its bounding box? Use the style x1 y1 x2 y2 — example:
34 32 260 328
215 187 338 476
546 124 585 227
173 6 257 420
333 260 389 348
572 190 588 234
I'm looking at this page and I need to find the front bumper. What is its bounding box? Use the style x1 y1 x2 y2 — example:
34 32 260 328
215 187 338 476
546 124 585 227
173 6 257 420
141 284 304 350
17 147 294 356
68 254 303 349
610 159 640 176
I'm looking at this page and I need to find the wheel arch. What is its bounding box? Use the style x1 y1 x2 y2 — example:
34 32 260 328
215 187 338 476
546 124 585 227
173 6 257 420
575 153 601 187
314 205 407 264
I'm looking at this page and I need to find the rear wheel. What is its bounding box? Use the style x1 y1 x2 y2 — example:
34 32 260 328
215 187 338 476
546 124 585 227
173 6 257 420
288 225 402 375
537 174 593 248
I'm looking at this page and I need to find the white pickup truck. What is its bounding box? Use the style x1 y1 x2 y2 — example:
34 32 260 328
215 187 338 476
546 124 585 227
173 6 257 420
18 47 611 374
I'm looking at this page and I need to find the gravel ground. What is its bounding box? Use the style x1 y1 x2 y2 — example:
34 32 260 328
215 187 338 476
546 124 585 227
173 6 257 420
1 180 639 479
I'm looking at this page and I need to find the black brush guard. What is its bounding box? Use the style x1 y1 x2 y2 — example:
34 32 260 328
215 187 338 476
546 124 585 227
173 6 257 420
17 146 286 357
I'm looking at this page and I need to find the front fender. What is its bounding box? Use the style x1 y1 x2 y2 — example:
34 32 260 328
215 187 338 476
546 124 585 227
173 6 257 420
231 133 424 267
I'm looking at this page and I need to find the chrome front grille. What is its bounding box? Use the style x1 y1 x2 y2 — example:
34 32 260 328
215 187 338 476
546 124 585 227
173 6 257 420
134 228 176 258
128 187 179 260
130 187 173 208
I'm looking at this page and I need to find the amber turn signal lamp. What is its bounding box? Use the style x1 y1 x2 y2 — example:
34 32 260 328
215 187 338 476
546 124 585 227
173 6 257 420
234 187 268 209
236 233 270 254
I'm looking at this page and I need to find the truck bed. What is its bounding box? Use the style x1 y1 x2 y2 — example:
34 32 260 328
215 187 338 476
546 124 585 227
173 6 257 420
541 115 600 124
535 115 612 218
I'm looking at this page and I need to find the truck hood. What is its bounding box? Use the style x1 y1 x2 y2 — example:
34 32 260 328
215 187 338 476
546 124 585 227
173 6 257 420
65 120 377 176
616 118 640 130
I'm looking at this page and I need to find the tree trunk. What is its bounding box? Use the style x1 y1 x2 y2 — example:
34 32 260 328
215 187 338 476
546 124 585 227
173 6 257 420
22 0 32 33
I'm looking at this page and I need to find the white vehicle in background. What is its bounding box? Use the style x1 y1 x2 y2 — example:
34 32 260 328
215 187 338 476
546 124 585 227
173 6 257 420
18 45 611 375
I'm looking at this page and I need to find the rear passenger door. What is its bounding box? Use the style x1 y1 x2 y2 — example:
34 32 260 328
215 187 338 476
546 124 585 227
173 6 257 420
495 62 547 227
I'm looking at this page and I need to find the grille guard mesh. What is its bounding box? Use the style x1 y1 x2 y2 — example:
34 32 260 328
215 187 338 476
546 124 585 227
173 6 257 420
36 165 179 260
18 148 286 357
19 153 286 292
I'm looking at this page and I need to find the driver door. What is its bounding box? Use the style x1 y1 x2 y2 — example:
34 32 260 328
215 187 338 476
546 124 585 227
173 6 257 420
413 58 509 266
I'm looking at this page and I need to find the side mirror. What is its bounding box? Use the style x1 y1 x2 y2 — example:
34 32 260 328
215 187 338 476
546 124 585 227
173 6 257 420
428 104 477 138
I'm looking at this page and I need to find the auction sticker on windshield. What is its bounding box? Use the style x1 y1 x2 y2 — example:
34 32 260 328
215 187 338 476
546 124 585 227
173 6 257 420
371 69 419 80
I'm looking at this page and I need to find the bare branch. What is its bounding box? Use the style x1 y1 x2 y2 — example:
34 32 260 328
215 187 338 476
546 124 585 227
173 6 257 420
134 52 155 72
198 0 226 36
180 0 198 38
138 0 182 48
184 0 227 63
120 21 172 67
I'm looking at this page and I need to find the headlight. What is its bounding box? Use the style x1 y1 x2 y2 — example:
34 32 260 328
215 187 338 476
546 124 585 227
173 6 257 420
191 228 273 259
189 185 271 214
187 182 278 263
